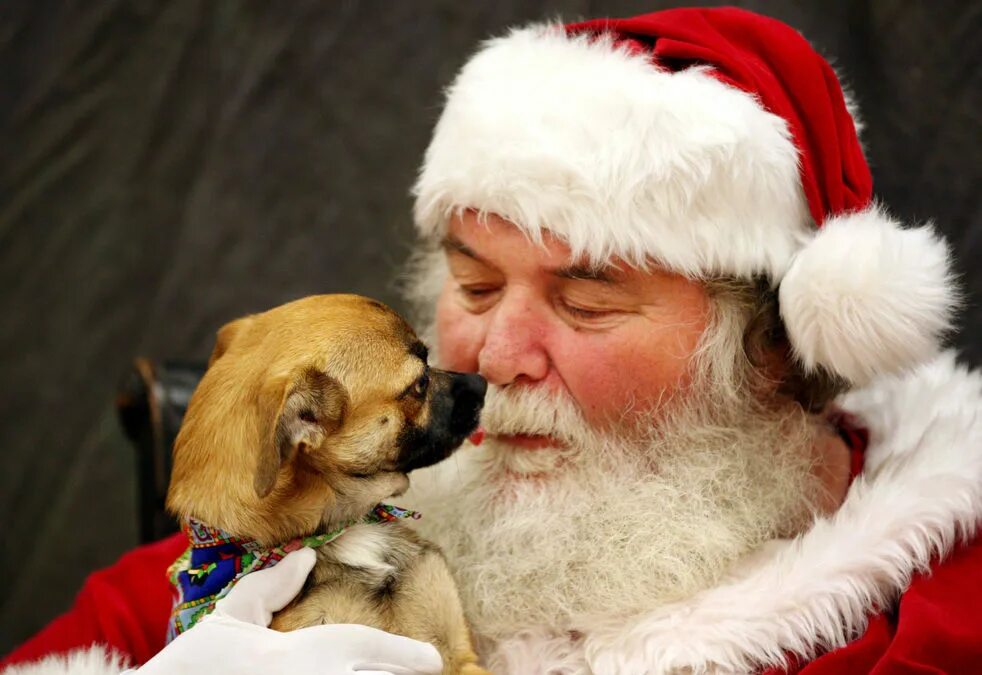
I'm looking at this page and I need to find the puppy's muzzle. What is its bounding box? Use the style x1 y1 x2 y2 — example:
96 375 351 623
396 371 487 472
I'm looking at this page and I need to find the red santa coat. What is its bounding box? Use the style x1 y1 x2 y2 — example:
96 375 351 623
4 353 982 674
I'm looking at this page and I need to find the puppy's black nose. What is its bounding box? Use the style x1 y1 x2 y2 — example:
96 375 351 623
453 372 488 400
448 372 486 435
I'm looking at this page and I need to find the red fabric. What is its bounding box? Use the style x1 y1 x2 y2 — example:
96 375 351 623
6 534 982 673
765 536 982 674
1 534 186 669
566 7 874 228
5 495 982 673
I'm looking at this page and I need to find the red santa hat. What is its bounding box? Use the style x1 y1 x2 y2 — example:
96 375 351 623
413 7 956 385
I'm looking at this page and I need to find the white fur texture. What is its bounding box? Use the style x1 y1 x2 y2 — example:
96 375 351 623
331 523 397 576
2 646 128 675
779 207 957 384
413 24 812 278
570 352 982 674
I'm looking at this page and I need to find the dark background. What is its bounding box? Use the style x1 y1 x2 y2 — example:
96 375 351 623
1 0 979 655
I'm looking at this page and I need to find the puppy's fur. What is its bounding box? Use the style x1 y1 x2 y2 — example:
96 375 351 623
166 295 488 674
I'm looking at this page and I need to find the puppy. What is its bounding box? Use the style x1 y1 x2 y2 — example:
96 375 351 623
166 294 489 675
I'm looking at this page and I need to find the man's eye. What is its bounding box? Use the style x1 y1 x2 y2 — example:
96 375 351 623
560 300 613 320
459 285 499 298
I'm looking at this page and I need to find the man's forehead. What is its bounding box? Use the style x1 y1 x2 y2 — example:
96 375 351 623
442 230 637 284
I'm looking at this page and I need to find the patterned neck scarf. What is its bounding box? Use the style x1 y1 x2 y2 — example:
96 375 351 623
166 503 420 641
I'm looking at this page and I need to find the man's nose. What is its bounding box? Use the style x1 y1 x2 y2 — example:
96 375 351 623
477 290 550 386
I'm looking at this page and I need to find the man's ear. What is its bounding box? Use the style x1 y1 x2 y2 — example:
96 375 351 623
209 315 254 368
254 366 349 498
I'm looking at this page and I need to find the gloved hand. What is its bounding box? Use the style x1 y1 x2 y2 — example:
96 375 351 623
133 548 443 674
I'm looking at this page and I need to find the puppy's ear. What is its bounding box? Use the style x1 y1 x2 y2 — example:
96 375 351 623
255 366 348 498
209 316 254 368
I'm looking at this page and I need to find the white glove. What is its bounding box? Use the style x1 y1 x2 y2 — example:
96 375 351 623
134 548 443 675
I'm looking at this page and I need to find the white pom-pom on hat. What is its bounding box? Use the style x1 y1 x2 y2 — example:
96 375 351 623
778 206 958 385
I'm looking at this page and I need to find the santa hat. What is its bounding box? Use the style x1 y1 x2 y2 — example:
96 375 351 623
413 7 956 385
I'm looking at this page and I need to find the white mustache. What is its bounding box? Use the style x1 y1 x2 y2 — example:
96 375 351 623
478 384 596 445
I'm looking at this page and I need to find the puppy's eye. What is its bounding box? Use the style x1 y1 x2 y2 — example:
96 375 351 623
412 372 430 398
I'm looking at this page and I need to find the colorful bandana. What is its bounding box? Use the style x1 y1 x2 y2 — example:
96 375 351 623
165 503 420 641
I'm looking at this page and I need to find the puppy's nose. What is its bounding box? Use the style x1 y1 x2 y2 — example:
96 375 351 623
448 372 487 436
452 372 488 405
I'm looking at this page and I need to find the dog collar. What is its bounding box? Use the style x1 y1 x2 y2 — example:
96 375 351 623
165 503 420 641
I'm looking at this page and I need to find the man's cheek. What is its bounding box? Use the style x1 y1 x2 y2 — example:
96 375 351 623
559 335 677 426
576 377 671 429
435 295 482 372
556 346 633 424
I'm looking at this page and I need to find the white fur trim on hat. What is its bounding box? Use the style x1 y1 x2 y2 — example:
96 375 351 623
414 24 812 279
414 24 958 383
779 206 957 384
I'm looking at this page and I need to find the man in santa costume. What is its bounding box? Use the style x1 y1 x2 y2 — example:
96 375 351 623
4 7 981 674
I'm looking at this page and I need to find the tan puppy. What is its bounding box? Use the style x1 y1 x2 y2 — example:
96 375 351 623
166 294 489 675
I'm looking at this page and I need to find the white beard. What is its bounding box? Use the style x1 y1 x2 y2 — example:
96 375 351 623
405 381 820 658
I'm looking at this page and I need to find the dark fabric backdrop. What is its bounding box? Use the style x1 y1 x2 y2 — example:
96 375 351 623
1 0 979 654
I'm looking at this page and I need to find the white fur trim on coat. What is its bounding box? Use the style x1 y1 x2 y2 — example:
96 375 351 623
488 352 982 674
2 646 128 675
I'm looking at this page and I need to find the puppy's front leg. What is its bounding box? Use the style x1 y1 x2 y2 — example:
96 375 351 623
388 546 489 675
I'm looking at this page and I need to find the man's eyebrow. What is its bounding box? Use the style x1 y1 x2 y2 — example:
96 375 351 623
442 234 616 283
553 263 618 284
441 234 483 262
